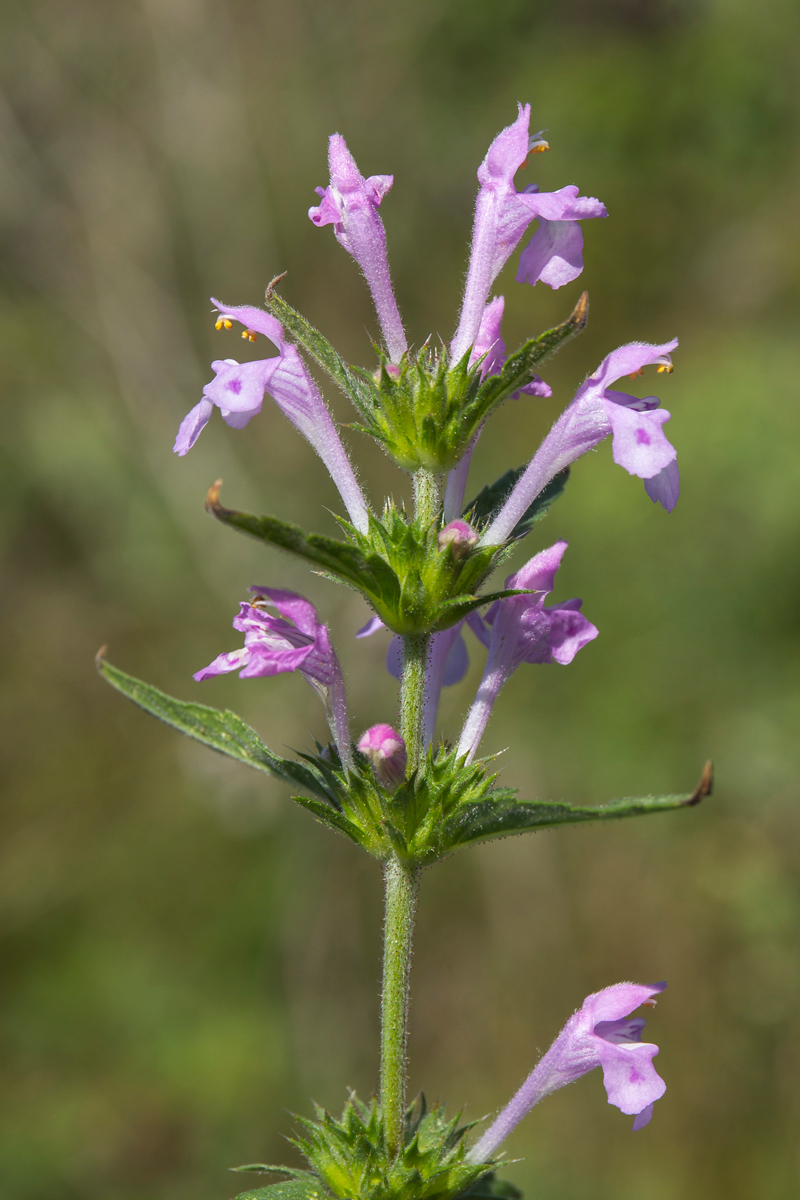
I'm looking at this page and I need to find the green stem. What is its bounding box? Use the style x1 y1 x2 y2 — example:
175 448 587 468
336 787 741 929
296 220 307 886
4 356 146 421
380 855 419 1157
400 633 429 775
377 467 441 1155
413 468 443 527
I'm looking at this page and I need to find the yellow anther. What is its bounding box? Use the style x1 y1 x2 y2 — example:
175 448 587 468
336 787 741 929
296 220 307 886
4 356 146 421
657 363 674 374
215 317 233 330
628 368 644 380
242 329 257 342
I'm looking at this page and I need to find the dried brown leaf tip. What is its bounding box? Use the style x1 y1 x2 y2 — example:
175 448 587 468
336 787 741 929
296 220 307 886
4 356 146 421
685 760 714 806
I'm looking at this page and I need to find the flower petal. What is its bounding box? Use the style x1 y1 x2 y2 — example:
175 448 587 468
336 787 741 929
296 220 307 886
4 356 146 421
507 540 567 594
544 603 599 665
249 587 321 638
644 458 681 511
632 1103 655 1131
210 298 284 346
356 615 386 638
309 134 406 363
588 340 679 394
193 647 250 681
203 357 280 414
516 219 585 289
174 398 213 456
442 631 470 686
596 1038 666 1117
604 401 676 479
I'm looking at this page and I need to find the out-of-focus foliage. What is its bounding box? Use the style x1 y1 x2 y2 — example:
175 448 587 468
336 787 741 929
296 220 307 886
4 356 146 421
1 1 799 1198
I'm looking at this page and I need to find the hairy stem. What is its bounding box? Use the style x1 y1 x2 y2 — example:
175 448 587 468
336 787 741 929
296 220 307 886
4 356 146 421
378 468 441 1154
413 468 443 527
380 856 419 1157
400 634 429 774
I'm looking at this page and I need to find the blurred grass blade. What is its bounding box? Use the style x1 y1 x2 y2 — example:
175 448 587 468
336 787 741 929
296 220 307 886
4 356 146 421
445 762 713 849
96 651 334 801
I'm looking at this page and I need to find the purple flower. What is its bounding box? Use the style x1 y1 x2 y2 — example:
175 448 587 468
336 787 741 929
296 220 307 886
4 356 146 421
309 135 407 364
443 295 552 521
194 587 352 768
467 981 667 1162
438 519 480 560
457 541 597 762
481 339 680 545
451 104 606 363
357 724 407 790
356 613 486 752
174 300 370 533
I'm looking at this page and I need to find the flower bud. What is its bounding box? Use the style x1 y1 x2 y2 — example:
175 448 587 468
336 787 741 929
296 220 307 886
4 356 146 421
438 519 479 561
357 724 407 790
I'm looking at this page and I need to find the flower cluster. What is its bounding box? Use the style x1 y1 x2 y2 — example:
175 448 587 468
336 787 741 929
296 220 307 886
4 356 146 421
150 102 686 1171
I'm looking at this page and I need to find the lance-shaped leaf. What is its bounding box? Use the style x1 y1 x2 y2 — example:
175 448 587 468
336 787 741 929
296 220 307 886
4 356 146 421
233 1176 328 1200
444 762 713 849
467 291 588 420
96 652 335 802
265 276 378 418
464 467 570 540
206 481 402 617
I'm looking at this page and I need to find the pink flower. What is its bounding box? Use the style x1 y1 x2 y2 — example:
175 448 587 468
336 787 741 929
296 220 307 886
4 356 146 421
194 588 351 768
457 541 597 762
443 295 552 521
450 104 606 364
175 300 370 533
309 135 407 364
357 724 407 789
481 339 679 545
467 981 667 1162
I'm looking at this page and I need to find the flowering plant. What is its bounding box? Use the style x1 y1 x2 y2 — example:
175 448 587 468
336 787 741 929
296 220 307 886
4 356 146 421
97 103 711 1200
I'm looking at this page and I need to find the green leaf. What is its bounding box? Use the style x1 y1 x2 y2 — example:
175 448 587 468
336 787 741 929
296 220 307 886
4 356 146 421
264 280 377 417
96 653 334 802
205 482 401 615
464 468 570 539
290 795 365 845
429 589 535 632
233 1174 328 1200
471 291 588 413
445 763 713 849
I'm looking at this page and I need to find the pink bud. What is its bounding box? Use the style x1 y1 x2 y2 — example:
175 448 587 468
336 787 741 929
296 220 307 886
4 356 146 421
357 724 407 789
438 519 479 560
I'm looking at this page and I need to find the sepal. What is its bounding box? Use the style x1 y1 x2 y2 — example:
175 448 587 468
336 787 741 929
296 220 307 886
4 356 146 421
207 485 524 636
350 295 585 474
287 1092 500 1200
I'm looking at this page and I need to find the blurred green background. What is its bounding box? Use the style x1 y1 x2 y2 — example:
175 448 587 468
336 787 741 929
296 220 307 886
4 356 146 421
2 0 800 1197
